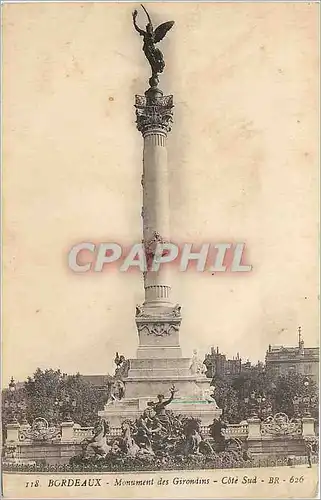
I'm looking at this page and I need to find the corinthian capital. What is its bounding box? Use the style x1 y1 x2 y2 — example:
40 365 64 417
135 94 174 136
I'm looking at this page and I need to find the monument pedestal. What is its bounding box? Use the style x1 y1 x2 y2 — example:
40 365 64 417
99 355 222 429
99 397 221 429
125 357 213 398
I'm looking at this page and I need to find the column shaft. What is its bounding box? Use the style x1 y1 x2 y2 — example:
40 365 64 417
143 131 171 305
134 92 182 355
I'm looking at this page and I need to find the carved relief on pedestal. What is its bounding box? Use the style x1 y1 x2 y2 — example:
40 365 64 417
135 94 173 135
137 322 179 337
135 303 182 339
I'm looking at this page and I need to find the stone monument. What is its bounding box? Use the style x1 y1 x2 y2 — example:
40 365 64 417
99 5 221 428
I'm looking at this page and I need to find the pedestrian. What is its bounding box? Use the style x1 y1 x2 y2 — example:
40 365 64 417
306 441 313 468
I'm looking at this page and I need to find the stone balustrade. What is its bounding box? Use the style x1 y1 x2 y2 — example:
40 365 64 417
73 426 94 441
15 419 305 445
223 423 249 437
7 414 315 451
14 423 125 445
200 426 210 436
109 427 122 437
72 423 250 441
72 425 122 442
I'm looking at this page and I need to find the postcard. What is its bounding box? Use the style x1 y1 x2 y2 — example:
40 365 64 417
2 2 319 498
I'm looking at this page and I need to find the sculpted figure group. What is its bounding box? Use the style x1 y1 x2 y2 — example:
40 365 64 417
81 386 248 465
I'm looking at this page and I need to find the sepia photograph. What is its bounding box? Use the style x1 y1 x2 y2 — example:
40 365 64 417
2 2 319 498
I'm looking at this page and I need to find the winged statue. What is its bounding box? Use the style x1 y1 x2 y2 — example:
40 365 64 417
133 5 174 85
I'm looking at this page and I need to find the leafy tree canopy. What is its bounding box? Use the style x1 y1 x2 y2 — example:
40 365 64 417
2 368 108 429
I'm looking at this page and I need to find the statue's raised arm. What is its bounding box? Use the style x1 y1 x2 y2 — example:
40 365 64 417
132 9 145 36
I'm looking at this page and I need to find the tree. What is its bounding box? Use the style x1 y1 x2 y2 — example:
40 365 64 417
272 373 318 419
211 366 319 423
2 368 109 429
23 368 62 423
213 376 240 423
57 373 107 426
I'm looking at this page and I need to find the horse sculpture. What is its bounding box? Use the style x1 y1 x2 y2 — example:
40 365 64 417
119 421 140 458
83 419 111 458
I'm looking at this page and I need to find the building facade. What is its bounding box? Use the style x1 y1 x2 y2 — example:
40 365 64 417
203 346 242 379
265 329 319 384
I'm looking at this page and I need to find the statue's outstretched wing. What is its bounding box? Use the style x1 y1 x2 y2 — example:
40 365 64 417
154 21 174 43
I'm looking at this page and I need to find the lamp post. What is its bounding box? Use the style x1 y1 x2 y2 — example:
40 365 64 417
245 391 269 419
54 392 77 422
4 377 17 423
292 378 316 418
3 377 26 424
293 395 300 417
250 392 259 417
257 395 262 415
243 396 250 418
303 378 311 417
300 377 312 417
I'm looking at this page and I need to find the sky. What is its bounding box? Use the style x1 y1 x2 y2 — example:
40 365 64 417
2 2 319 387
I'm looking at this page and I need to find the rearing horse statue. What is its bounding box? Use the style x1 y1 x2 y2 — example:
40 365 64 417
83 419 111 458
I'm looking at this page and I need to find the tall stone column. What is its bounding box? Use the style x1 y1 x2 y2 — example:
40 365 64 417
99 6 222 424
134 87 182 359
